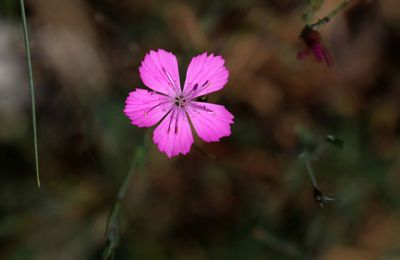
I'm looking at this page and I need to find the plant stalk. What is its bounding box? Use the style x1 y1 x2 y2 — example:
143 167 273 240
20 0 40 189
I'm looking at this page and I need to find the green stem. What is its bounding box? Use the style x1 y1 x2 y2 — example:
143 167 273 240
303 0 324 24
20 0 40 189
302 155 319 189
118 147 144 200
309 0 351 30
103 147 145 260
326 0 351 20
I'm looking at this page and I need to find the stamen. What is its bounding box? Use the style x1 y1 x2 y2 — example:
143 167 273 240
162 66 180 95
167 108 175 134
174 109 180 134
188 102 214 114
200 80 211 91
144 100 172 117
149 90 170 97
201 80 209 87
186 80 212 100
183 83 198 98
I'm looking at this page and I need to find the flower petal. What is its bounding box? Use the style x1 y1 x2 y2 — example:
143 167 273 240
297 49 310 60
186 101 234 142
183 53 229 98
312 44 333 67
153 107 194 158
124 89 173 127
139 49 181 96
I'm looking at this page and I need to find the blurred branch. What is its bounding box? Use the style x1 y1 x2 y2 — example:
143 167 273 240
325 0 351 21
103 146 145 260
297 128 338 207
19 0 40 189
303 0 324 24
300 152 335 207
301 153 319 189
304 0 351 30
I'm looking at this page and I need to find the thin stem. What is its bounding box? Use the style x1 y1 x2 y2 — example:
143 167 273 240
118 147 144 200
193 143 216 159
103 146 145 260
302 155 319 189
327 0 351 20
304 0 324 24
309 0 351 30
301 152 335 207
254 229 302 258
20 0 40 189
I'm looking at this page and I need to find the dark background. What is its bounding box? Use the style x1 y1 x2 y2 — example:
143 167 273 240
1 0 400 259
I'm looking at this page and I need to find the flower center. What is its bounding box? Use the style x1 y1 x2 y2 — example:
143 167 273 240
174 95 187 108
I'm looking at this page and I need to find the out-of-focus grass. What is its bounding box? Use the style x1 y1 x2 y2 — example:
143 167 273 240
19 0 40 188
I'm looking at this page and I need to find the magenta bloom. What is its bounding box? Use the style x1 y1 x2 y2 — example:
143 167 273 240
124 49 234 158
298 26 333 67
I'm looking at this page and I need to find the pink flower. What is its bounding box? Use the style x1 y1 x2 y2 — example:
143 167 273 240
124 49 234 158
298 26 333 67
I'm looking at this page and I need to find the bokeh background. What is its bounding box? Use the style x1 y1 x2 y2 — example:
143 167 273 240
1 0 400 259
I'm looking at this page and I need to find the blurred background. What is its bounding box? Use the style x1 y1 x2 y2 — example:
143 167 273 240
1 0 400 259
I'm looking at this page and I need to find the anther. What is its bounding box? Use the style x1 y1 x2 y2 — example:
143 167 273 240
201 80 209 87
